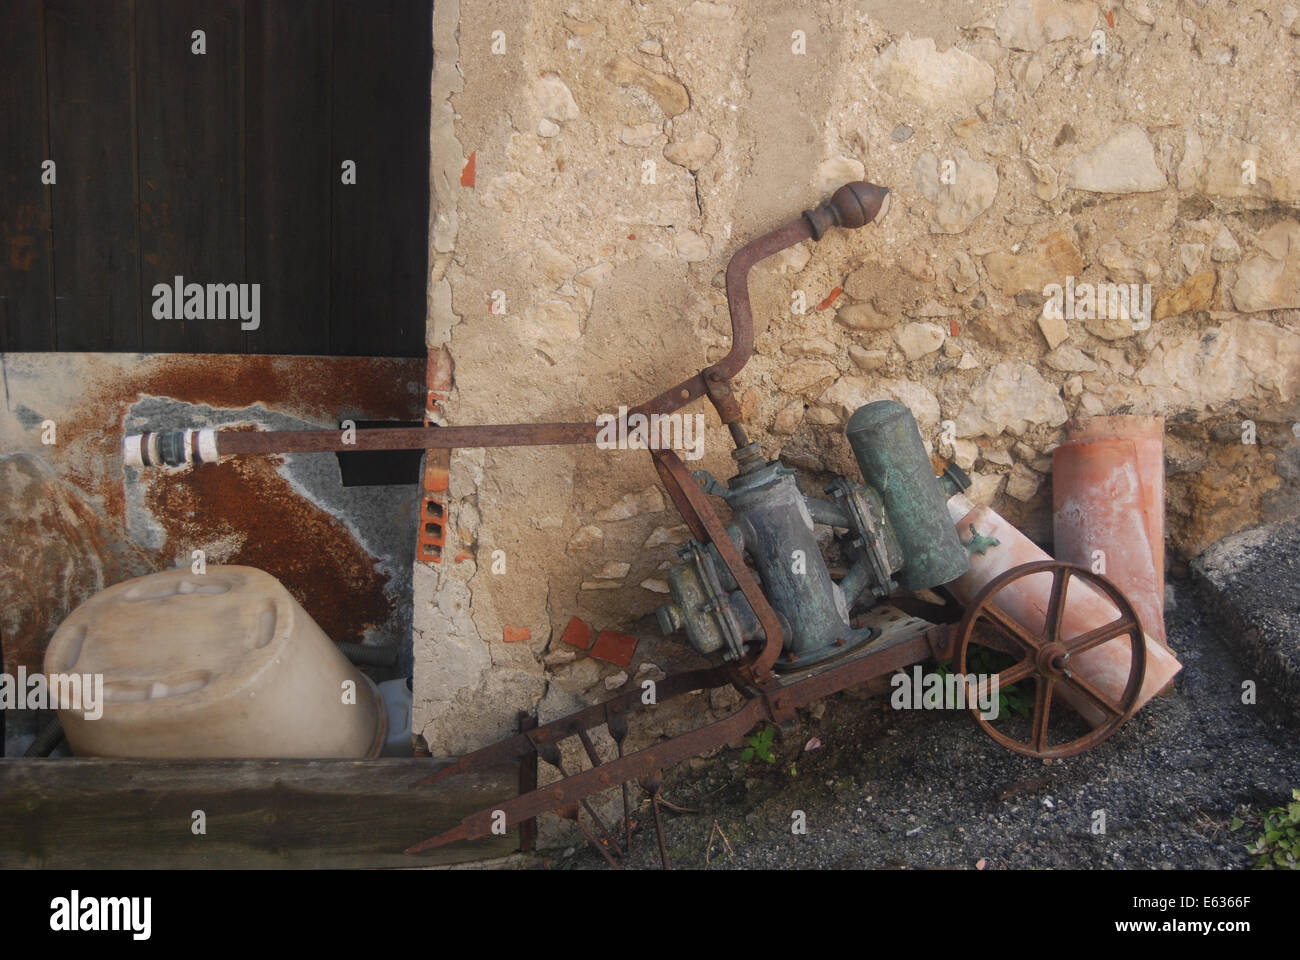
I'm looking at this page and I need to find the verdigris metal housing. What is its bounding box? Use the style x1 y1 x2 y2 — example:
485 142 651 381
655 400 970 669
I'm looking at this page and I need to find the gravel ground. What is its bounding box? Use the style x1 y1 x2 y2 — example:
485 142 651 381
551 576 1300 870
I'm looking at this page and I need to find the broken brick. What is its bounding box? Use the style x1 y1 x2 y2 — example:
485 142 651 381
589 629 638 667
560 616 593 650
816 286 843 311
504 625 531 644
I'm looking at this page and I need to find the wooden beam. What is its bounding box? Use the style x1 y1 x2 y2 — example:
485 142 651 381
0 757 519 869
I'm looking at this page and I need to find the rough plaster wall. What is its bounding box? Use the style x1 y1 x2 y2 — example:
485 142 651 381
416 0 1300 762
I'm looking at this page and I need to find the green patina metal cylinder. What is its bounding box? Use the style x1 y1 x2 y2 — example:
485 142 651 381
846 400 969 591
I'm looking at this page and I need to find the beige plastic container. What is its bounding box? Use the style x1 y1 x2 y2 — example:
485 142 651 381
44 565 385 758
946 494 1181 727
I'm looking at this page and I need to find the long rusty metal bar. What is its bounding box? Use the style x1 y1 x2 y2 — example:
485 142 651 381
217 421 597 455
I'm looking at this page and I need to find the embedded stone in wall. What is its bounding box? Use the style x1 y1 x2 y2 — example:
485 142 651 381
1230 221 1300 313
954 362 1068 437
816 156 867 193
674 231 711 262
620 123 662 147
982 231 1083 295
893 322 947 360
849 346 889 371
871 36 996 117
1211 226 1242 263
531 72 580 122
1044 345 1097 372
1067 124 1166 194
664 132 720 170
816 377 941 428
995 0 1099 51
603 54 690 117
914 149 998 234
773 359 840 396
1037 309 1069 350
1136 318 1300 415
518 299 583 359
835 302 894 331
1189 133 1300 203
1005 462 1042 502
947 251 980 292
771 400 807 435
1153 270 1217 321
783 337 838 358
566 525 604 553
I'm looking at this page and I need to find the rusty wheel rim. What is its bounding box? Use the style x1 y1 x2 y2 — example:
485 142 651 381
955 560 1147 759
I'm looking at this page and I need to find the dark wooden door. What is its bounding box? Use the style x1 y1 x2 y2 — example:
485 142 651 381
0 0 431 356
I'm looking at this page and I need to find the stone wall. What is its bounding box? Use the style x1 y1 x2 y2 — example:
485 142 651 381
414 0 1300 757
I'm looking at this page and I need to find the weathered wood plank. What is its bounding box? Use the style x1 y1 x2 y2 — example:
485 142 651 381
0 758 520 869
0 0 55 351
136 0 245 354
244 0 333 355
330 0 430 358
46 0 141 350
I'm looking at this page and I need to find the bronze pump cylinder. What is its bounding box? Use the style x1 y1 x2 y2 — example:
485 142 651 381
845 400 969 591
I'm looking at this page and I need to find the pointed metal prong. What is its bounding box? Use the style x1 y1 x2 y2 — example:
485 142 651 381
642 774 671 870
560 802 621 870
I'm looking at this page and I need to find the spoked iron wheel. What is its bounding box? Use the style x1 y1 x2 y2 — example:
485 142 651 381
955 560 1146 759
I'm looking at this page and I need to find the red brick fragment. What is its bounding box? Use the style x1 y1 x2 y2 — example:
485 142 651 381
560 617 594 650
589 629 638 667
816 286 843 311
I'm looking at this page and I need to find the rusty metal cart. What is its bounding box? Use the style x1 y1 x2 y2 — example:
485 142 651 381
127 183 1149 868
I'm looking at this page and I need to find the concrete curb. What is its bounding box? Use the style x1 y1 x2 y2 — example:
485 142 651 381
1190 517 1300 722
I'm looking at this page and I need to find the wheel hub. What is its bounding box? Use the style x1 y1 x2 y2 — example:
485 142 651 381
1035 641 1070 677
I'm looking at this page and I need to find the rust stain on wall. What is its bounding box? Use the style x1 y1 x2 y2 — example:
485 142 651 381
143 457 393 645
0 455 153 671
3 353 421 673
122 355 420 423
56 354 420 527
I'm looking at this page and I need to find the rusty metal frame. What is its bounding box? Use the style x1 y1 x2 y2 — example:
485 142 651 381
118 180 1155 866
132 182 1038 865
